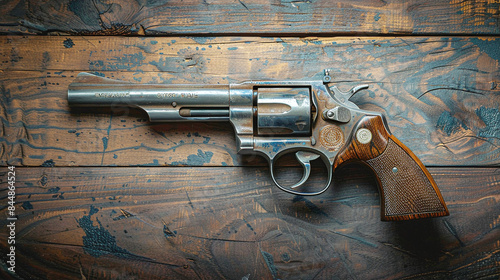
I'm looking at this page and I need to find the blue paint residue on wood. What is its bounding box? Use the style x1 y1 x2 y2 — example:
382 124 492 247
90 71 106 77
41 159 55 167
475 106 500 138
163 225 177 238
102 137 108 150
471 39 500 61
89 53 146 71
41 52 50 69
436 111 468 136
260 250 279 279
39 175 48 187
68 0 101 26
22 201 33 210
28 155 45 159
63 38 75 48
191 37 215 44
149 54 205 73
292 196 329 218
77 206 147 259
48 187 60 194
245 220 254 232
171 149 213 166
281 252 290 262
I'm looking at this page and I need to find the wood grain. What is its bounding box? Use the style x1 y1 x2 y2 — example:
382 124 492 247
333 115 449 220
0 166 498 279
1 0 499 36
1 1 499 279
1 36 499 167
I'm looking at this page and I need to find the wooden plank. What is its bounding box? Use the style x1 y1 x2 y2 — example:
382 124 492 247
1 0 500 35
1 36 499 167
0 166 498 279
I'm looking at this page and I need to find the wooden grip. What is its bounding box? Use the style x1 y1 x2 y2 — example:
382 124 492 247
334 115 449 221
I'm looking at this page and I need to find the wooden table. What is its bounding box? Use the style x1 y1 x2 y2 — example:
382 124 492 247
1 1 499 279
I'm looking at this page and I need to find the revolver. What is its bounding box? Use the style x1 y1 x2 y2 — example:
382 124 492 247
68 71 449 221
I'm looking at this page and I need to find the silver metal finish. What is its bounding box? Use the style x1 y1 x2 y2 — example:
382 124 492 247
323 69 332 83
68 71 377 196
68 73 230 122
356 128 372 144
256 87 311 135
329 84 369 109
323 106 351 123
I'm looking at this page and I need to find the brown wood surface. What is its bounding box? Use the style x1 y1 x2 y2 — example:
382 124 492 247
1 1 500 279
0 166 499 279
1 36 499 167
1 0 500 35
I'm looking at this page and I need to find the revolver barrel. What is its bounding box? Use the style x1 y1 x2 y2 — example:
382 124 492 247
68 73 230 121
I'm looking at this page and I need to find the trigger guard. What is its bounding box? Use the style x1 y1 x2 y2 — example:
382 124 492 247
269 151 333 196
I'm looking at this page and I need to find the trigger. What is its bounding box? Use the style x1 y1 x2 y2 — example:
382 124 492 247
291 151 321 189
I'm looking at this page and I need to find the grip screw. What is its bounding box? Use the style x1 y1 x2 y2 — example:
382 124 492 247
356 128 372 144
392 167 398 173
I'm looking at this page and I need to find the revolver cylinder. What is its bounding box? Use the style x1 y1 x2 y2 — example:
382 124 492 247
256 87 311 136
